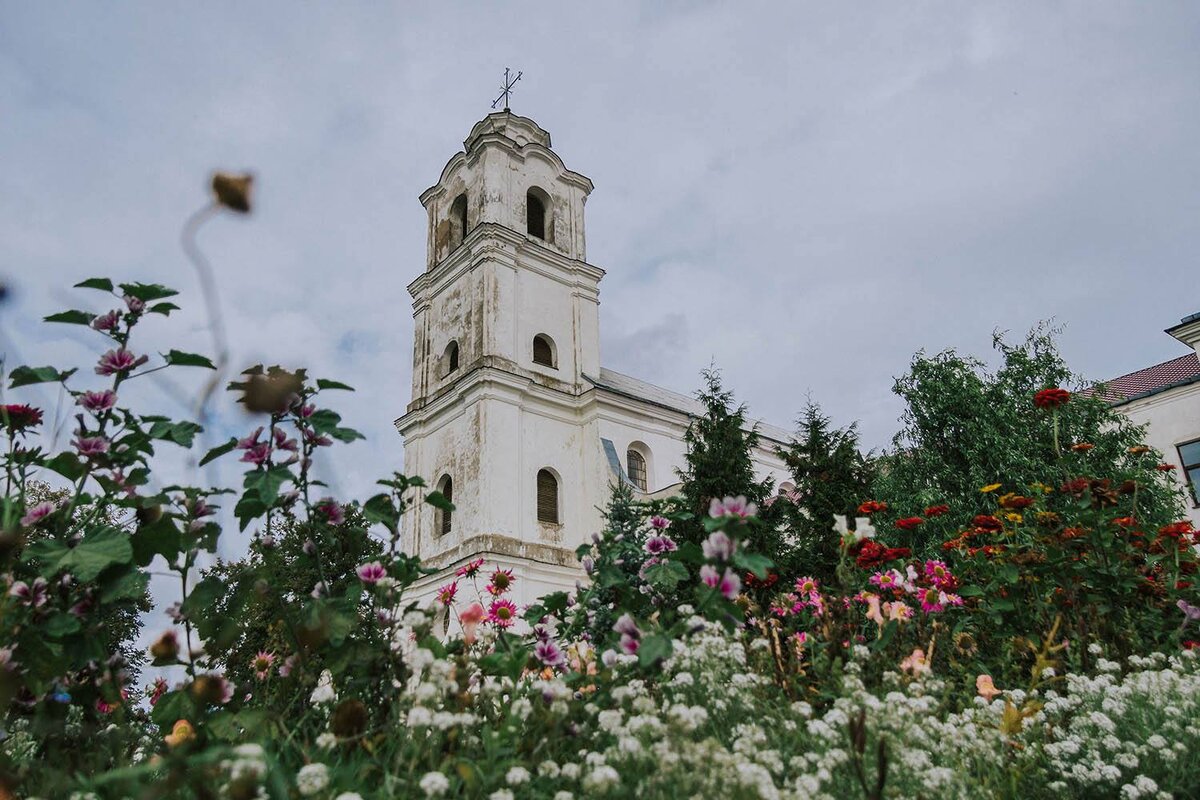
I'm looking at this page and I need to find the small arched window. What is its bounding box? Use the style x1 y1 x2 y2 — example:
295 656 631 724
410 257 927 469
626 449 648 491
444 340 459 376
450 193 468 248
536 469 559 524
532 334 556 368
436 474 453 536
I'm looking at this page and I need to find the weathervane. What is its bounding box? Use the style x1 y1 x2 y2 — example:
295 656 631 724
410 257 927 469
491 67 522 111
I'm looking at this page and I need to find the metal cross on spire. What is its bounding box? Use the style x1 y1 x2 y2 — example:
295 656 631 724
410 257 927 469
491 67 522 111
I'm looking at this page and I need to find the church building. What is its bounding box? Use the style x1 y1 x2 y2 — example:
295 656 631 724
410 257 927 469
395 111 791 606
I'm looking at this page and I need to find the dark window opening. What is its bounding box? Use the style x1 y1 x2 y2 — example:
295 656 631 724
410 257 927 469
526 190 546 239
437 475 454 536
627 449 647 491
1179 439 1200 507
444 341 459 376
450 193 468 248
537 469 559 524
533 334 555 368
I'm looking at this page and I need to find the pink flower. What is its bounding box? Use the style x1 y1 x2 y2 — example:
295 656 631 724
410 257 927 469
900 648 931 676
883 601 913 622
924 560 953 588
456 558 485 579
20 501 56 528
236 427 264 449
250 651 275 680
74 435 110 457
316 499 344 526
535 639 566 668
794 576 819 596
644 535 677 555
79 390 118 413
239 443 271 467
708 495 757 520
304 428 333 448
488 568 515 595
459 602 486 644
95 348 147 376
356 561 386 583
487 598 519 628
700 565 741 599
436 582 458 606
793 631 808 650
701 530 736 561
9 578 48 608
650 515 670 530
149 677 168 706
272 427 298 452
869 569 903 591
91 310 121 332
976 674 1002 701
124 294 146 314
864 593 883 626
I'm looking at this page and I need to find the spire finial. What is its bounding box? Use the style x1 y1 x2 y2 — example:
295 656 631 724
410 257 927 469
491 67 522 112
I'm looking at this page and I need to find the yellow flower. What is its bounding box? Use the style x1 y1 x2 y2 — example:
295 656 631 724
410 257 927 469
981 483 1002 493
1030 482 1054 494
164 719 195 748
1005 513 1024 524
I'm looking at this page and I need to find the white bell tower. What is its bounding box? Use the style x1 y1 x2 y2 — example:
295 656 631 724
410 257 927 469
396 111 609 602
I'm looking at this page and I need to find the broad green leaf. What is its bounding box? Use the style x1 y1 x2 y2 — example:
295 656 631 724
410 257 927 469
643 560 688 592
181 576 226 618
43 613 82 637
9 366 75 389
199 437 239 467
44 452 85 481
119 282 178 302
44 310 96 326
331 426 365 443
74 277 114 292
162 350 216 370
244 465 291 505
638 634 673 666
363 493 399 528
150 690 193 730
99 566 150 603
316 378 355 391
146 419 203 448
308 408 342 435
425 491 454 512
234 494 268 531
131 517 181 566
149 302 180 316
26 527 133 581
733 552 774 580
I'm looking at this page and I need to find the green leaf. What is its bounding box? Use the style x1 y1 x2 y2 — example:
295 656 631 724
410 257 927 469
957 585 985 597
181 576 226 618
638 634 673 666
331 426 366 443
308 408 342 435
643 560 689 592
317 378 355 391
146 419 204 448
9 366 75 389
44 452 85 481
119 282 178 302
149 302 180 316
425 491 455 512
162 350 216 370
43 613 82 637
99 566 150 603
732 552 774 580
74 277 114 292
363 493 399 529
199 437 239 467
26 527 133 581
244 465 291 505
131 517 181 567
44 310 96 326
150 690 193 730
234 494 268 531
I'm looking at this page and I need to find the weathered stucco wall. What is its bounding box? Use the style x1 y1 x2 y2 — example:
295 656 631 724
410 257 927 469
1118 383 1200 528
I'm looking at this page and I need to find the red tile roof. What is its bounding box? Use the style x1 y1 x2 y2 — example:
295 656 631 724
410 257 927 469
1095 353 1200 404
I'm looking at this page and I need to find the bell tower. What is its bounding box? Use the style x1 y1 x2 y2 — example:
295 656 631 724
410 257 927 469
396 111 609 602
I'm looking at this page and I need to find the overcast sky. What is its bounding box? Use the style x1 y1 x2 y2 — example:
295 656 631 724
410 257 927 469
3 3 1199 534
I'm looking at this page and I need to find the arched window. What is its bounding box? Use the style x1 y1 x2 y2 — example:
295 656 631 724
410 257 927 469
444 340 459 376
450 193 468 248
532 334 556 368
526 187 552 241
626 448 648 491
536 469 559 524
436 474 453 536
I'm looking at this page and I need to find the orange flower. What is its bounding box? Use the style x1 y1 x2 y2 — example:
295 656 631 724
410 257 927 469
1128 445 1151 455
1156 463 1177 472
976 674 1002 701
164 719 195 748
1070 443 1094 452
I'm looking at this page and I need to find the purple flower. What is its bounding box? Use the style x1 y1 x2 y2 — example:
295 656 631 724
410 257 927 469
124 294 145 314
700 565 742 600
20 501 57 528
650 515 671 530
79 390 118 413
1178 599 1200 624
239 443 271 466
535 639 567 668
702 531 736 562
95 348 148 376
311 581 328 598
272 428 298 452
613 613 640 639
236 427 264 449
9 577 49 608
74 435 110 458
316 499 344 526
91 310 121 332
581 555 595 575
644 535 678 555
708 495 757 520
298 403 316 419
304 428 333 448
356 561 386 583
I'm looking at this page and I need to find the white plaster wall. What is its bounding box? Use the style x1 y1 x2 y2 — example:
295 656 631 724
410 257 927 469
1118 383 1200 528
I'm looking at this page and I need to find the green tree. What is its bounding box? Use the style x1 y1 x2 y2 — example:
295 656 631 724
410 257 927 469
775 401 875 581
675 369 776 552
875 325 1187 553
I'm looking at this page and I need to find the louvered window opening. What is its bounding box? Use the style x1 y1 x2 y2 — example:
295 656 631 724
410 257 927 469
533 335 554 367
439 476 453 536
627 449 647 491
537 469 559 524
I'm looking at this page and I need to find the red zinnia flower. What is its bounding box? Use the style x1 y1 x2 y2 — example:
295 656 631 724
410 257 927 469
1111 516 1138 528
971 515 1004 533
895 517 924 531
923 504 950 517
1159 521 1195 539
1071 442 1095 452
857 500 888 515
1033 388 1070 409
1156 463 1177 472
1 404 43 433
